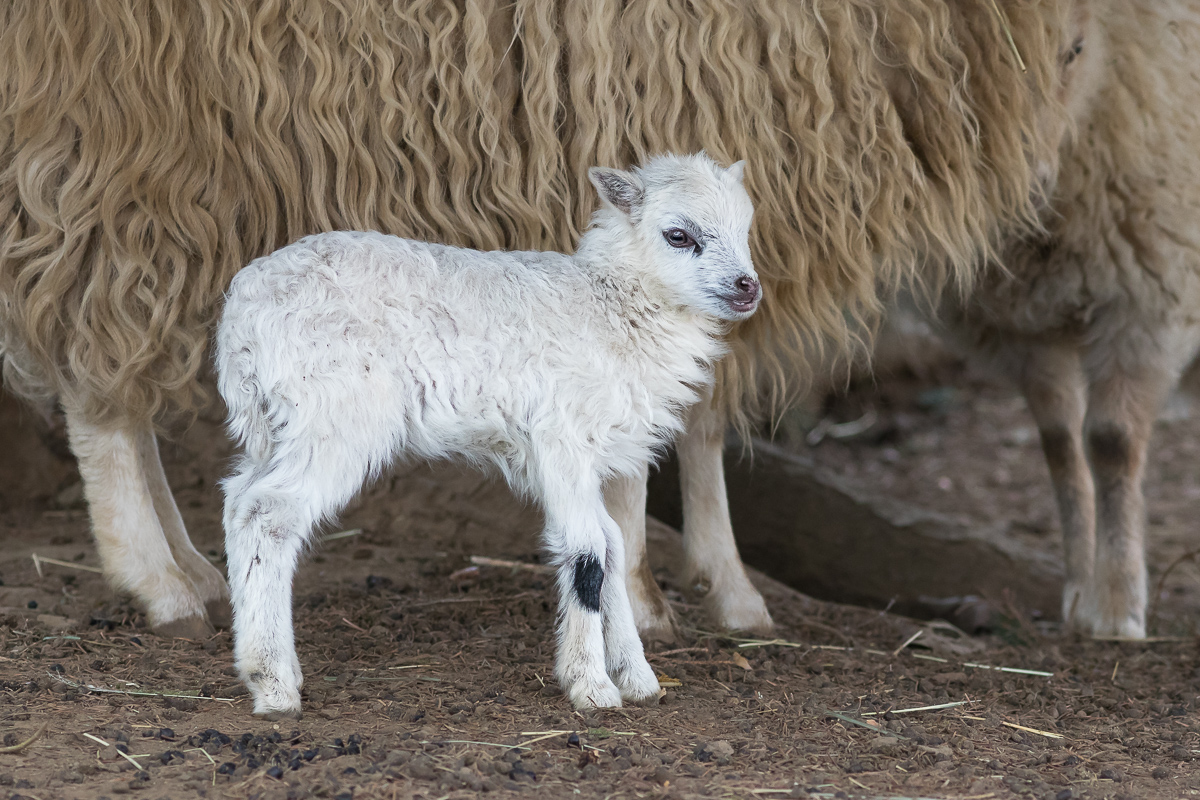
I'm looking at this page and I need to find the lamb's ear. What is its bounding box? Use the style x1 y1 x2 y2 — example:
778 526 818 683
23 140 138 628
727 160 746 183
588 167 644 216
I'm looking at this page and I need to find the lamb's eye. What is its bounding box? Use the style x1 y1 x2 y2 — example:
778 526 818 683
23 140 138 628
664 228 696 250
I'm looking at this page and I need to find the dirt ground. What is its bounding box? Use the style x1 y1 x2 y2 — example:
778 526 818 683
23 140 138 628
0 366 1199 800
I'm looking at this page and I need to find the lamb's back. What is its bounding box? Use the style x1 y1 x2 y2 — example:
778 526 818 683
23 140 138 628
218 230 654 471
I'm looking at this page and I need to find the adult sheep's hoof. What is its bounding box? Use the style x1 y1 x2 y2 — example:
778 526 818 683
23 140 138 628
154 614 216 640
205 598 233 629
703 583 774 637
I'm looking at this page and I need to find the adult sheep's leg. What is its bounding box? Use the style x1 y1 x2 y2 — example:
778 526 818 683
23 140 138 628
1016 343 1095 628
65 405 213 638
135 427 232 627
677 402 773 634
604 466 677 642
1081 351 1175 639
542 470 623 709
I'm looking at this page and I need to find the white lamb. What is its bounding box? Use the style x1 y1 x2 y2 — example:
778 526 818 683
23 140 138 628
216 153 760 717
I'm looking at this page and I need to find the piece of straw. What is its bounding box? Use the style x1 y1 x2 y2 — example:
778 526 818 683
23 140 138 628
469 556 555 575
961 661 1053 677
80 732 145 769
420 739 530 751
860 700 971 716
988 0 1027 71
909 653 1054 677
32 553 103 577
736 638 805 649
0 723 48 754
1001 721 1063 739
823 710 908 739
322 528 364 542
50 673 240 703
892 629 924 656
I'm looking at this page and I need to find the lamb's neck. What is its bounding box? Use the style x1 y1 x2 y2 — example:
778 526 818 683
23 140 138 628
573 239 727 380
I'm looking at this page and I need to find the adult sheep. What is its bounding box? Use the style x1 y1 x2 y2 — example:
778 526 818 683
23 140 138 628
0 0 1070 638
945 0 1200 639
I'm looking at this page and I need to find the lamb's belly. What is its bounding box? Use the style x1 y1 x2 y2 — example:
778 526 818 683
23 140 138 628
393 383 664 478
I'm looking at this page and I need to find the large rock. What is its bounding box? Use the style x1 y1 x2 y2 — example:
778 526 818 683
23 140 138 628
647 437 1063 619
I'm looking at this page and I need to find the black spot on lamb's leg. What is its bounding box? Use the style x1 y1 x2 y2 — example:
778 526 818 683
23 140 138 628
573 554 604 612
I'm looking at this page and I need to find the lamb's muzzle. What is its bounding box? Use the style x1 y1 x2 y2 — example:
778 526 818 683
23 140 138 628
217 152 757 717
725 275 761 316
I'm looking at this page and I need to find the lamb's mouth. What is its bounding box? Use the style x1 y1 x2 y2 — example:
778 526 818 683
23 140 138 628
727 296 758 314
718 292 760 317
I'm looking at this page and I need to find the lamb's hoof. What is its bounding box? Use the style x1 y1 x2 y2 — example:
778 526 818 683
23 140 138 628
614 659 664 706
205 598 233 629
565 677 623 710
255 709 303 721
154 614 216 640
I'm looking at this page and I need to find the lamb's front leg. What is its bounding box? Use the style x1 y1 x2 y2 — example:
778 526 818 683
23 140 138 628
677 402 773 634
603 466 677 642
1016 343 1095 629
595 504 662 705
543 474 624 709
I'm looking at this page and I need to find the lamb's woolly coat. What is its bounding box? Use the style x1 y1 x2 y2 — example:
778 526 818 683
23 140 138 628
220 233 723 494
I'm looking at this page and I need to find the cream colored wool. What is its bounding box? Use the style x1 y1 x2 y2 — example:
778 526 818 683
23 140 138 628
0 0 1068 427
0 0 1073 633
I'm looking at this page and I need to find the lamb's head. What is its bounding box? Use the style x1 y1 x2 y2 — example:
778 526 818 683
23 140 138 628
587 153 759 322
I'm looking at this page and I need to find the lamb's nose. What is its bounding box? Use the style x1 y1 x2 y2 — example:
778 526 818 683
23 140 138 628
735 276 760 298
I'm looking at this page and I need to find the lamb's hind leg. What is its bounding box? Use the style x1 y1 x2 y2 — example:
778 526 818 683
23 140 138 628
604 465 677 643
136 428 231 627
1017 343 1095 629
65 405 212 638
1081 353 1174 639
224 481 309 718
677 402 772 635
224 445 363 718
